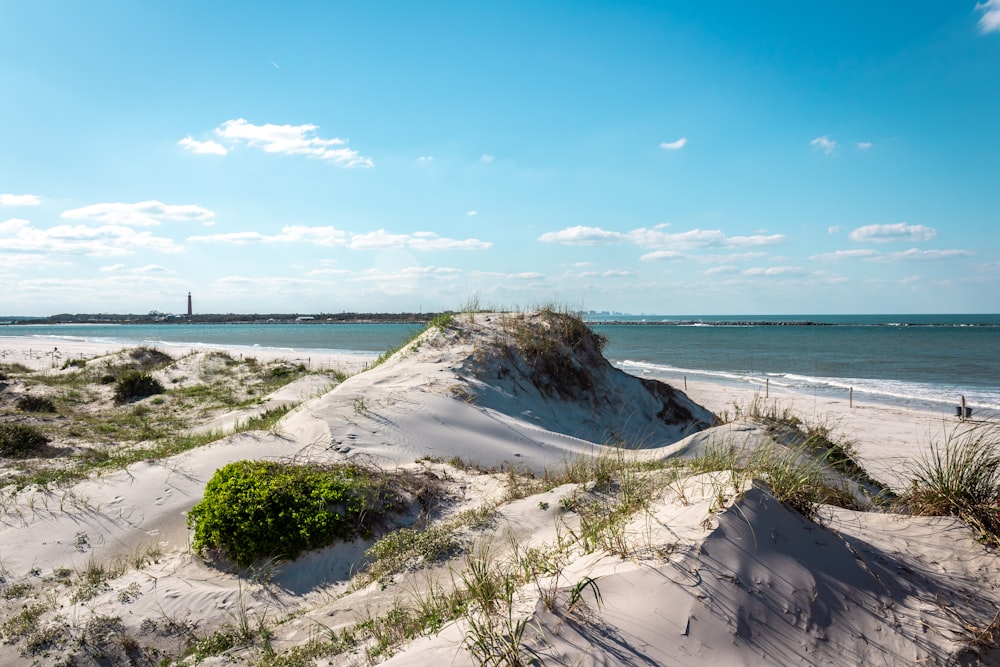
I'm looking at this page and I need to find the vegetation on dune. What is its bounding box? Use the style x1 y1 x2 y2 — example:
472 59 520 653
900 424 1000 547
15 395 56 413
187 461 405 567
112 370 164 403
0 423 51 458
0 347 336 490
497 306 607 400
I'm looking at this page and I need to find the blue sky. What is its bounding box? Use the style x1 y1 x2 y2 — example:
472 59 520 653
2 2 998 315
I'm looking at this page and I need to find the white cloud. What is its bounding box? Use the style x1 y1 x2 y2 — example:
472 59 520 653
539 224 785 253
594 269 633 278
0 217 182 256
306 268 352 277
481 154 495 163
215 119 373 168
977 0 1000 33
178 136 228 155
698 251 767 263
0 194 41 206
349 230 418 250
640 250 684 261
828 225 841 234
627 227 785 249
741 266 805 276
538 225 624 245
62 200 215 227
350 229 490 251
884 248 974 261
703 265 740 275
0 253 56 268
408 231 491 251
277 225 347 247
472 270 545 281
848 222 936 243
467 210 477 217
418 156 433 163
188 225 347 247
187 231 270 245
659 137 687 151
189 225 488 251
857 141 872 150
809 249 880 261
811 136 837 154
729 233 786 247
100 264 126 272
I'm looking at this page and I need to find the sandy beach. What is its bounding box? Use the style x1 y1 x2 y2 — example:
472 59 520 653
1 314 998 665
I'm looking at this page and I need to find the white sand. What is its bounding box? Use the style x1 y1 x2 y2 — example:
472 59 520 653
0 336 372 376
1 318 997 666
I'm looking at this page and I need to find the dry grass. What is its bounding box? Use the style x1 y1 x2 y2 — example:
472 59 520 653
900 424 1000 547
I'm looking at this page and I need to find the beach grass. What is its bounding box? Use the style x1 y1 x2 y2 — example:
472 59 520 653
901 423 1000 547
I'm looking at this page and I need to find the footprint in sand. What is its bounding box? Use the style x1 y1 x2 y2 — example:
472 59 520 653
154 489 173 505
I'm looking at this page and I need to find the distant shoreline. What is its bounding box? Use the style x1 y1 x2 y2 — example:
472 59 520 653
0 313 438 326
5 313 998 327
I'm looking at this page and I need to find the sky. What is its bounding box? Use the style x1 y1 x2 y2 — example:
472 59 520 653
2 2 999 316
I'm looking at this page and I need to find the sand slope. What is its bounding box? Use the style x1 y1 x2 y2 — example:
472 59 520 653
282 312 715 470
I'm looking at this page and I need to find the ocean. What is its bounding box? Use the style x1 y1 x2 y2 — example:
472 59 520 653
2 314 998 415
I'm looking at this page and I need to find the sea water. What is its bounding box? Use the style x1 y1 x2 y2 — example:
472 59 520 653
590 314 1000 415
2 315 998 414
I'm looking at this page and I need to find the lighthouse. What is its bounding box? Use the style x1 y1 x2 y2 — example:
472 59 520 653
187 292 192 316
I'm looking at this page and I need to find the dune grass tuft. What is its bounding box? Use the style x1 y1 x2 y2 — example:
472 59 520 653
900 424 1000 547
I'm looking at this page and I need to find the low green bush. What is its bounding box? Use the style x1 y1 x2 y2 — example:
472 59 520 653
187 460 402 566
16 395 56 413
0 423 50 457
113 371 164 402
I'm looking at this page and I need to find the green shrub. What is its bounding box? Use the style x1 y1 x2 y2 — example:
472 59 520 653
187 461 402 567
0 423 50 457
16 395 56 413
113 370 164 402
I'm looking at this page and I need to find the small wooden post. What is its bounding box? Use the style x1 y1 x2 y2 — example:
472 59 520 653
849 387 853 408
765 378 769 398
684 376 687 391
961 395 967 421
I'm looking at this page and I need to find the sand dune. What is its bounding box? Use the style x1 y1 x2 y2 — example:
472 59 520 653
0 312 997 666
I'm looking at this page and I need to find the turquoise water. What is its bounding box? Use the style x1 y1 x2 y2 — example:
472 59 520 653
2 315 998 413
